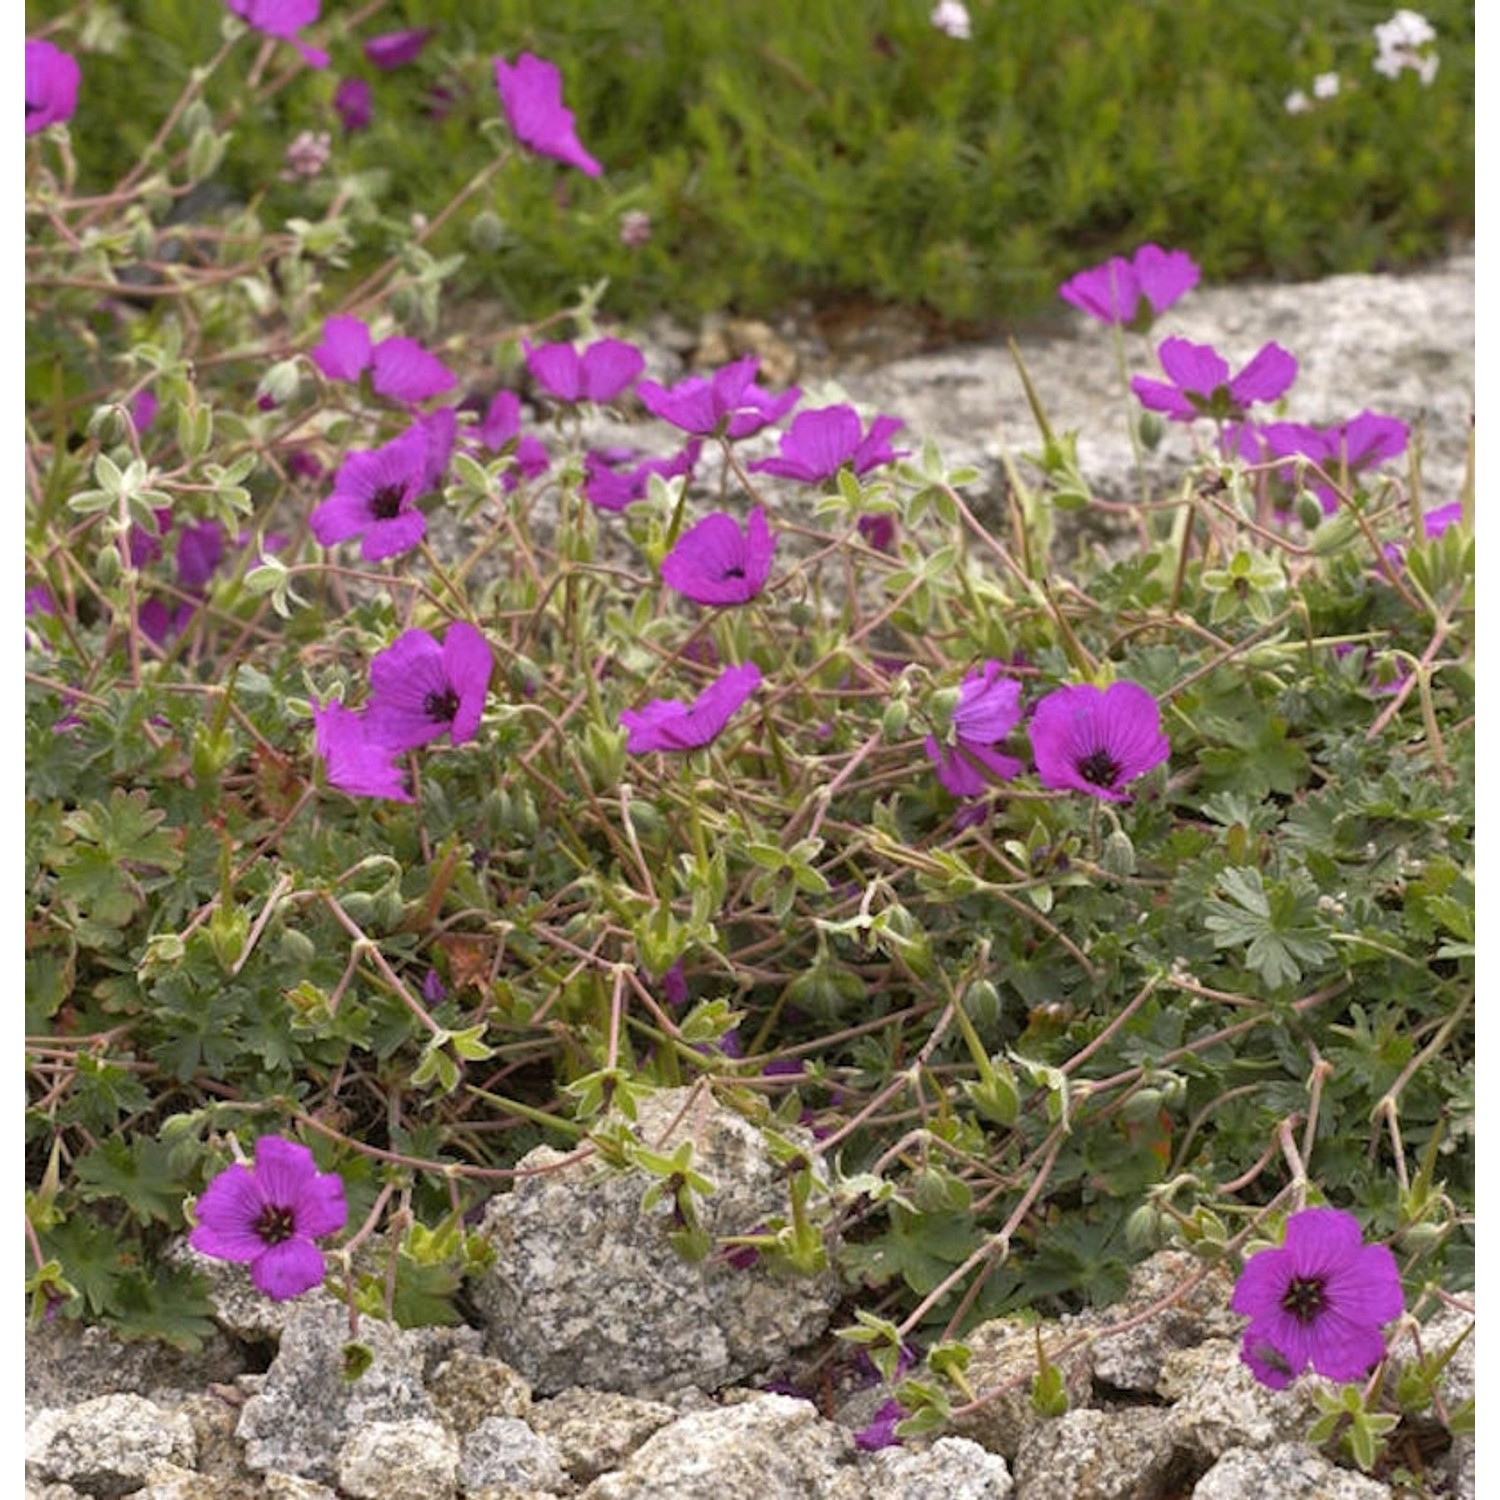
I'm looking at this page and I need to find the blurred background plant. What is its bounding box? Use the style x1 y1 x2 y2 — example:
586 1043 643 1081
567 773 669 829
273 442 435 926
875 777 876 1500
41 0 1474 325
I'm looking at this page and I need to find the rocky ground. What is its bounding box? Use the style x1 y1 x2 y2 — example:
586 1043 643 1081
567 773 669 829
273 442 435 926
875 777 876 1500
25 251 1475 1500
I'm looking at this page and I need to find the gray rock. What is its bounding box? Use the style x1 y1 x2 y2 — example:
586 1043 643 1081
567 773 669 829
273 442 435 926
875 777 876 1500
119 1464 260 1500
943 1315 1095 1461
336 1417 460 1500
236 1301 479 1483
837 253 1473 513
24 1317 246 1411
456 1416 568 1494
1087 1249 1242 1393
470 1087 842 1396
1159 1338 1322 1463
830 1434 1015 1499
1191 1442 1392 1499
262 1474 340 1499
426 1350 533 1436
1011 1407 1186 1500
528 1386 680 1482
579 1392 851 1499
25 1393 196 1498
1443 1435 1475 1500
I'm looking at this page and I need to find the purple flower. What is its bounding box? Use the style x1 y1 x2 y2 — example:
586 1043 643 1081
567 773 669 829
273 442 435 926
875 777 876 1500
854 1398 907 1451
582 442 701 512
475 391 551 488
365 622 492 752
524 337 644 405
26 586 57 619
177 521 225 590
26 39 81 134
1231 1207 1404 1390
621 662 763 753
312 698 412 801
493 53 601 177
1028 681 1169 803
189 1135 347 1300
924 661 1025 798
310 424 431 561
1259 410 1410 514
364 27 432 71
309 315 455 404
1058 244 1200 328
334 77 372 133
1382 501 1463 568
660 507 776 606
749 404 908 484
131 388 158 432
1131 337 1298 424
636 356 801 440
222 0 329 69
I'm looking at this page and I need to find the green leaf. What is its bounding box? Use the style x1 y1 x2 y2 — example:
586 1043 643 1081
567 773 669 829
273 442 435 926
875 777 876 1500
74 1137 188 1227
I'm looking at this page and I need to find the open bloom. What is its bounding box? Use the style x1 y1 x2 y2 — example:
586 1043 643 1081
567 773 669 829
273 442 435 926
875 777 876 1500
366 622 492 752
637 356 801 440
929 1 972 40
1058 245 1200 328
1131 337 1298 423
660 507 776 606
312 699 411 801
309 315 455 403
1373 10 1439 84
1231 1207 1404 1390
190 1135 347 1299
1029 681 1169 802
621 662 763 753
583 442 700 512
310 424 433 561
222 0 329 69
1258 410 1409 514
749 405 907 485
364 27 432 70
494 53 601 176
25 39 80 134
524 337 644 405
924 661 1025 798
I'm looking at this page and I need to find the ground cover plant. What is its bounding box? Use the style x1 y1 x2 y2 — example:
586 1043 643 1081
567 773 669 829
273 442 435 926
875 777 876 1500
40 0 1473 326
26 2 1472 1487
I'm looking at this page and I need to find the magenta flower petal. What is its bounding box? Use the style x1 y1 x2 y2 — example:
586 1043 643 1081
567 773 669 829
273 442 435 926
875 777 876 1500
1228 342 1298 406
637 356 798 440
312 699 412 801
621 662 763 753
26 39 81 135
223 0 326 66
363 27 432 71
659 506 776 606
580 338 645 403
1058 244 1199 325
190 1134 347 1301
310 315 372 382
177 521 225 590
370 337 456 403
1231 1207 1404 1389
751 406 861 483
310 425 429 562
334 77 372 132
493 52 602 177
366 622 492 751
583 442 700 512
951 660 1023 743
1133 337 1297 424
1028 681 1169 802
925 737 1024 798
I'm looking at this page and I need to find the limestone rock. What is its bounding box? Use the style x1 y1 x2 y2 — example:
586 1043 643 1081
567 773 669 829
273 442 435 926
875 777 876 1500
25 1393 196 1498
1191 1442 1392 1499
336 1417 460 1500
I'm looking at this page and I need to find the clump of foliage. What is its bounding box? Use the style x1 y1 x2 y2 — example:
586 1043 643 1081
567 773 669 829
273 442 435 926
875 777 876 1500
26 3 1471 1485
46 0 1473 324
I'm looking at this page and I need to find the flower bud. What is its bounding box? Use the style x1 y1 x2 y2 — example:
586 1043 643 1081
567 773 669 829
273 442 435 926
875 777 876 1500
468 211 508 254
1295 490 1325 530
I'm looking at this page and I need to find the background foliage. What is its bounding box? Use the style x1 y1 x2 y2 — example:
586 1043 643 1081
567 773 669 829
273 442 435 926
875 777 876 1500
41 0 1476 323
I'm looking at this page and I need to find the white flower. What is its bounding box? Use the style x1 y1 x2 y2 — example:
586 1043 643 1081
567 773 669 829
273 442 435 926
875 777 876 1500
1373 10 1439 85
1284 89 1311 115
930 1 972 40
1312 71 1341 99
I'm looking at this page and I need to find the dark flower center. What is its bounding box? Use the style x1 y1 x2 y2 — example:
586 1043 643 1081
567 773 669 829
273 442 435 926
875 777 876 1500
720 564 746 580
1077 749 1121 787
424 687 460 723
1280 1275 1328 1323
27 98 43 117
369 482 408 520
254 1203 297 1246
